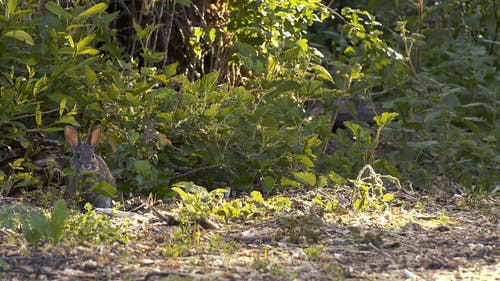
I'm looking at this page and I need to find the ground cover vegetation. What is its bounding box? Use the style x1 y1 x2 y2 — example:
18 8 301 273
0 0 498 279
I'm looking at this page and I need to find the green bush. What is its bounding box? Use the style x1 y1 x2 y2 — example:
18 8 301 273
312 1 499 192
22 199 68 249
2 0 495 200
380 1 498 191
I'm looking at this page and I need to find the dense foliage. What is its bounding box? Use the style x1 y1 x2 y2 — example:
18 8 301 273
0 0 498 204
333 0 499 191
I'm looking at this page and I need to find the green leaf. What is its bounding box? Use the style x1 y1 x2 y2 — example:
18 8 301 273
174 181 207 194
33 75 48 97
164 62 178 78
232 176 254 189
280 178 300 188
45 2 71 19
59 98 67 117
235 41 257 58
77 48 99 56
208 28 217 42
318 176 328 188
384 165 400 178
29 213 49 236
4 30 34 46
249 191 265 203
177 0 191 6
423 110 443 124
77 34 96 51
7 0 18 16
133 160 153 177
132 19 145 39
292 172 317 187
382 193 394 202
195 71 219 95
494 155 500 163
23 213 47 248
328 171 346 185
262 175 276 191
55 115 79 126
65 35 75 48
462 118 480 136
172 186 188 201
407 140 439 148
353 199 364 210
41 127 65 133
293 155 314 168
77 3 108 18
297 38 309 52
374 112 399 127
49 199 68 242
121 93 140 106
311 64 333 83
442 92 461 107
90 181 117 197
35 104 42 127
85 65 97 88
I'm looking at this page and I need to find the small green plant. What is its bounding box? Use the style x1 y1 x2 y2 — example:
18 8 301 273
22 199 68 249
172 181 227 225
279 214 323 243
164 226 196 258
313 194 339 212
170 181 227 253
216 191 291 220
65 203 127 245
326 264 345 281
303 245 326 259
0 159 42 196
349 165 400 211
207 233 235 256
329 112 400 179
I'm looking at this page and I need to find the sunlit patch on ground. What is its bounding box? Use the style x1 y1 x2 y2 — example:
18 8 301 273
0 190 498 280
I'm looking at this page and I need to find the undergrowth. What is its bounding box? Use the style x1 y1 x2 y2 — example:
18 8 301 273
0 0 497 224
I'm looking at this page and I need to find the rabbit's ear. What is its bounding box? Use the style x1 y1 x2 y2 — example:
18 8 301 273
64 126 80 147
88 125 102 148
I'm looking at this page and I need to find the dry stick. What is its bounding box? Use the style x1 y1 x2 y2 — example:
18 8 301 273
131 0 145 58
416 0 424 71
150 204 178 225
144 272 194 281
322 70 353 153
162 0 177 68
7 108 61 122
169 164 221 181
151 0 165 51
0 268 58 279
322 98 344 154
489 0 499 55
192 3 206 76
117 0 133 16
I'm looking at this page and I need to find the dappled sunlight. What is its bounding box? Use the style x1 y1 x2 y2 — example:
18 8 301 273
1 188 498 280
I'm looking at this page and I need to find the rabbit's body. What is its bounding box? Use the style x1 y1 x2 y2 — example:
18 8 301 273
64 125 114 208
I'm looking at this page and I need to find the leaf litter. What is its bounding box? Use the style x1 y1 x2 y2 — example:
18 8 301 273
0 188 498 280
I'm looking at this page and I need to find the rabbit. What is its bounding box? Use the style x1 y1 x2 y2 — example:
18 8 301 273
64 125 115 208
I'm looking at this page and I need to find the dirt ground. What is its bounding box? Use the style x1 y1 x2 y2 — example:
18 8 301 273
0 188 498 280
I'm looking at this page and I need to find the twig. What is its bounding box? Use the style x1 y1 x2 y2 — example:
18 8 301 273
162 0 177 68
169 164 221 181
143 271 194 281
150 205 178 225
7 108 61 122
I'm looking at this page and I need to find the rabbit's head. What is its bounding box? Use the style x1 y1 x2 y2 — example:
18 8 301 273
64 125 102 172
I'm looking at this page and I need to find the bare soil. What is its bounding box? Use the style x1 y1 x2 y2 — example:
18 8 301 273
1 189 498 280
